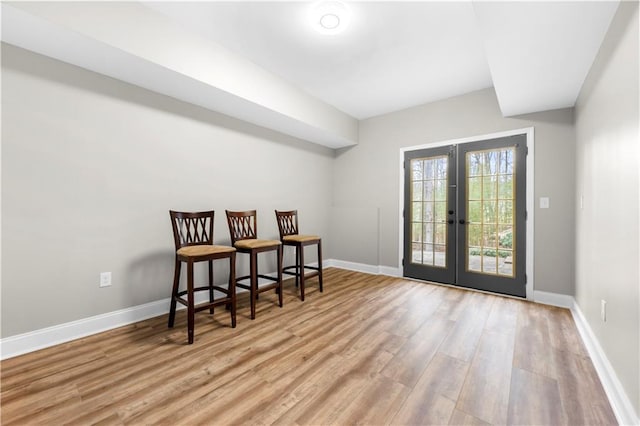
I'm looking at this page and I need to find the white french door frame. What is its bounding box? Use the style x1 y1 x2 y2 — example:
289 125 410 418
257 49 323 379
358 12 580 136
398 127 535 300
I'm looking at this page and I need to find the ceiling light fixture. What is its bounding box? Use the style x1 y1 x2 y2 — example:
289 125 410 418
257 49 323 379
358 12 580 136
309 1 351 35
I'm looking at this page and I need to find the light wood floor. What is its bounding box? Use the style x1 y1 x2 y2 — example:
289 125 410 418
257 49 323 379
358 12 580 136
1 268 617 425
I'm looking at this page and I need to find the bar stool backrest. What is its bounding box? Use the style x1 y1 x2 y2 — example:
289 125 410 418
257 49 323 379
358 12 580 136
169 210 215 249
226 210 258 244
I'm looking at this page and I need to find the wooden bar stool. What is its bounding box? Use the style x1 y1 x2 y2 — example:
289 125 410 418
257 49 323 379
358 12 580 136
225 210 283 320
275 210 323 301
168 210 236 344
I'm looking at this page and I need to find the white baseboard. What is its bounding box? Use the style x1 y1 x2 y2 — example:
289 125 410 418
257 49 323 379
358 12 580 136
326 259 401 277
570 300 639 426
379 265 402 277
0 298 169 360
533 290 574 308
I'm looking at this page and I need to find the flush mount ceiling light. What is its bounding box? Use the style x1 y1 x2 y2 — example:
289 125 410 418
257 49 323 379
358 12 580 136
309 1 351 35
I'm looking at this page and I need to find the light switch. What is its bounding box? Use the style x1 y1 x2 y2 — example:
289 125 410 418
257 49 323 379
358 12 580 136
540 197 550 209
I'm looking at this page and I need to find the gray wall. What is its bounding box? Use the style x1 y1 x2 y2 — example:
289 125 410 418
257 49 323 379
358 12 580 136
332 87 576 295
575 1 639 415
1 44 334 338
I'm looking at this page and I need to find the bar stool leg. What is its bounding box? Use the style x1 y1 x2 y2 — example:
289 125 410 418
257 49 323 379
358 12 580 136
250 251 258 320
229 253 237 328
208 260 214 314
318 240 323 292
168 258 181 328
295 246 300 288
299 244 306 302
277 245 283 307
255 259 259 301
187 260 195 344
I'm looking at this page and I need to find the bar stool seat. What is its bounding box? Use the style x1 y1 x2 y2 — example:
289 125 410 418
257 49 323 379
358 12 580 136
283 235 320 243
177 245 236 258
234 239 282 250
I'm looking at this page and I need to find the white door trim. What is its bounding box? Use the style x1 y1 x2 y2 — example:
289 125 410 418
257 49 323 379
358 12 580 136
398 127 535 300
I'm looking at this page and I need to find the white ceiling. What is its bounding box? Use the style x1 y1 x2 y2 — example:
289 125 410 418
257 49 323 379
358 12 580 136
2 1 621 147
144 1 494 120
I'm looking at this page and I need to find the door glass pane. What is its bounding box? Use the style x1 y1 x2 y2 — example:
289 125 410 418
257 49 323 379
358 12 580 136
412 242 422 263
435 179 447 201
483 201 498 224
435 224 447 244
424 159 435 179
466 147 515 277
412 160 423 181
468 177 482 200
434 245 446 267
409 156 448 268
468 224 482 246
468 201 482 224
412 182 423 201
412 222 422 243
483 176 497 199
498 174 513 199
434 202 447 222
482 254 498 274
423 243 434 265
424 202 434 222
468 248 482 272
412 202 422 222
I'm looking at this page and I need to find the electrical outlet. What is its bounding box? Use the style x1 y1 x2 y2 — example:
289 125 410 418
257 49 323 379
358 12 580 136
100 272 112 288
540 197 550 209
601 299 606 322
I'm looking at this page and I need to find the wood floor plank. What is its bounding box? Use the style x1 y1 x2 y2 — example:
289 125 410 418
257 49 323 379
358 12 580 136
0 268 618 426
331 375 411 425
513 300 557 379
119 330 299 424
380 314 455 387
437 292 495 362
240 352 347 425
507 367 567 425
546 305 590 357
484 295 521 336
298 333 399 424
553 347 618 425
1 383 82 425
383 284 443 338
448 408 490 425
391 353 469 425
271 336 396 425
152 368 272 425
455 329 515 425
435 286 474 321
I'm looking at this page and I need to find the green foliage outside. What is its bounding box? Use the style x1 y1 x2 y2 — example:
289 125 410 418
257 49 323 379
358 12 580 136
469 248 511 258
499 231 512 248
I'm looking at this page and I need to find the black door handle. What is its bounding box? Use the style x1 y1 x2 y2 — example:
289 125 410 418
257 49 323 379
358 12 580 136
459 219 466 225
447 219 454 224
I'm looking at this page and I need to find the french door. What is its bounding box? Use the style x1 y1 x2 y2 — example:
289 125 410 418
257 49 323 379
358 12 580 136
403 135 527 297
